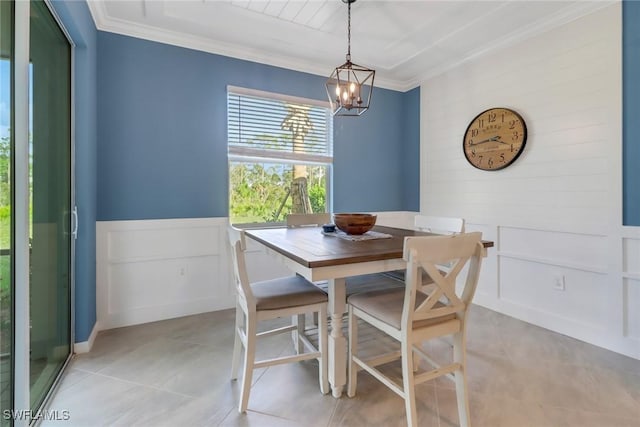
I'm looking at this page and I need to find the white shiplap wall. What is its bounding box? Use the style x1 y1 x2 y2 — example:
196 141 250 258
420 3 639 358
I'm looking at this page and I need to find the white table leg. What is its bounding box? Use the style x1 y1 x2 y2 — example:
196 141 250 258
328 278 347 398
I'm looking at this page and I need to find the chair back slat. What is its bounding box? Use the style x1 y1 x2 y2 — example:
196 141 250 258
286 213 331 228
414 215 465 234
401 232 483 330
228 225 255 308
461 242 484 306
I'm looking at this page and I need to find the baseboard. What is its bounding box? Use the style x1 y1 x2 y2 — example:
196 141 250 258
101 297 235 330
73 321 100 354
473 296 640 360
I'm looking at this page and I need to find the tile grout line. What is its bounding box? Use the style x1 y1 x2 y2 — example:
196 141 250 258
216 405 237 426
324 395 340 427
78 369 196 400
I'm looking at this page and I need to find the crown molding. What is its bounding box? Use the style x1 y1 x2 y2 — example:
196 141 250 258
86 1 407 91
85 1 615 94
408 0 617 88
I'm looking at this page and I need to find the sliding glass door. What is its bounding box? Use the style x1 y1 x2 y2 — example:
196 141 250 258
0 0 72 422
28 0 72 411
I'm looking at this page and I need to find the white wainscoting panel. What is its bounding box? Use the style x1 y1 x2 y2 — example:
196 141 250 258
499 227 608 273
626 279 640 341
499 257 608 330
623 238 640 276
623 230 640 347
244 237 293 283
464 222 498 299
97 218 234 329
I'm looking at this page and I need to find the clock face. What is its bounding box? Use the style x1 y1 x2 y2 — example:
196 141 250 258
463 108 527 171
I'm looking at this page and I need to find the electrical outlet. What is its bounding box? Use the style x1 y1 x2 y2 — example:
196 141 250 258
553 275 565 291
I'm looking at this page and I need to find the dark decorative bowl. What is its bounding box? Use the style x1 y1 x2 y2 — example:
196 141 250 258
333 213 377 235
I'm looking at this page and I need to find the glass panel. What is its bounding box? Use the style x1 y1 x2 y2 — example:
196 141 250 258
229 161 328 224
0 1 13 423
28 0 71 410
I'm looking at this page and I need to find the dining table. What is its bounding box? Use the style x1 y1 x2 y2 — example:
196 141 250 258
244 224 494 398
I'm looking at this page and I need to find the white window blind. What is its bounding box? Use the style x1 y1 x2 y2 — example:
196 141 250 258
227 87 333 164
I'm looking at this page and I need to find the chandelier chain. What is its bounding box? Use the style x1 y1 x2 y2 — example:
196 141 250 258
347 0 351 61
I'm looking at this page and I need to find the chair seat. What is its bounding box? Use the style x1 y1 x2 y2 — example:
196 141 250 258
312 273 405 296
252 275 328 310
383 267 450 284
348 288 456 330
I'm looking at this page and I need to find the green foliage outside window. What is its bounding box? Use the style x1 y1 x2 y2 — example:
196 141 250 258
229 162 327 224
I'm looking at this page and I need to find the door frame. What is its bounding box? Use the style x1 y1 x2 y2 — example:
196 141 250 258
12 0 76 423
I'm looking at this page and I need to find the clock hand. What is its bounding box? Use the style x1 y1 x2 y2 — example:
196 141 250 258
469 138 493 146
490 136 510 145
470 136 504 146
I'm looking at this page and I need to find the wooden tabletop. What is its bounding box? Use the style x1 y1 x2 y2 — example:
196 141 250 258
245 225 494 269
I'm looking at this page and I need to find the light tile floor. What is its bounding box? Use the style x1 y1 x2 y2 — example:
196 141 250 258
43 306 639 427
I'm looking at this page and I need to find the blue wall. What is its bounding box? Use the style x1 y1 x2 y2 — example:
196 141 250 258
51 0 98 343
401 87 420 212
624 1 640 225
97 31 420 220
332 86 420 212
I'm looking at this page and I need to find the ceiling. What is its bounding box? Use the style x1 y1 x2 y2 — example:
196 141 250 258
87 0 612 91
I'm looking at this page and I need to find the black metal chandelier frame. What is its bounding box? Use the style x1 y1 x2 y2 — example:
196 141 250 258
325 0 375 117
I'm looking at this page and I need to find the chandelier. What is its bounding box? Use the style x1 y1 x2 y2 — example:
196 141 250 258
325 0 375 117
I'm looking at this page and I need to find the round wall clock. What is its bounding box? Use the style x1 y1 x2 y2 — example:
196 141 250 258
462 107 527 171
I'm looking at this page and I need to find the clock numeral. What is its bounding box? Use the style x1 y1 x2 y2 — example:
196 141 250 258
510 144 514 152
512 131 519 141
488 112 497 123
478 119 484 128
478 155 483 164
488 157 494 168
471 129 478 137
500 153 505 162
468 139 473 146
509 120 517 129
501 113 505 123
471 148 476 158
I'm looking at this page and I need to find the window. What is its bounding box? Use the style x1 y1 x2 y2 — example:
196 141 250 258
227 86 333 225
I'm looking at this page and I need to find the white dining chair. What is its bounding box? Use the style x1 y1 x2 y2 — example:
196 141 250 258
286 213 331 228
414 215 465 234
228 226 329 413
384 215 465 283
347 232 484 427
